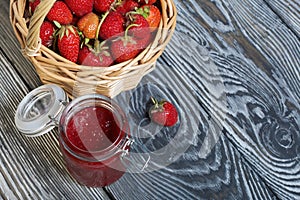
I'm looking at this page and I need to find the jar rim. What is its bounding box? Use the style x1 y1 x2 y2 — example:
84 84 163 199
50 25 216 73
59 94 129 162
15 84 67 136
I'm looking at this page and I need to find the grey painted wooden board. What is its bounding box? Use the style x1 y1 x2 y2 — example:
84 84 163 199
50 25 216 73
264 0 300 37
0 41 110 200
0 0 299 199
107 64 277 199
0 0 40 89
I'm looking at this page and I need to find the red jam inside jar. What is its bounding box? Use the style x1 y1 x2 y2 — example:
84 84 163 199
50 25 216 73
59 96 130 187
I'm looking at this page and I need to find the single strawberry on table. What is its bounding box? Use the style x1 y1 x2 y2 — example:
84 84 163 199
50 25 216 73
40 21 56 47
56 25 80 63
149 97 178 127
46 1 73 25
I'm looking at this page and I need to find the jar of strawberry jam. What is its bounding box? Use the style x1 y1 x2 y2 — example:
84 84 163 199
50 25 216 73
15 84 148 187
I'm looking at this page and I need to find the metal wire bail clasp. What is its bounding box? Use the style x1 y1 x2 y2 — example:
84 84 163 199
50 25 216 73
47 99 68 126
120 136 150 172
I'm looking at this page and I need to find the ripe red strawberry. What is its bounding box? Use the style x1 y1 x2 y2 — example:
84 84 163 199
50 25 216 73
71 15 80 26
136 34 151 49
78 43 114 67
135 0 156 5
149 98 178 127
137 5 161 30
110 15 150 63
77 12 99 39
65 0 94 17
57 25 80 63
127 13 150 39
110 36 141 63
99 12 125 40
40 21 56 47
29 0 40 14
94 0 114 13
46 1 73 25
115 0 139 15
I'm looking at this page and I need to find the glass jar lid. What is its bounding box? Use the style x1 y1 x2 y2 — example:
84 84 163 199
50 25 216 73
15 84 68 137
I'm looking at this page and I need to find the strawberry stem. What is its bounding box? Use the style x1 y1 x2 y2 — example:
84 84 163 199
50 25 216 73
94 40 108 53
96 11 110 39
150 97 159 109
151 96 156 104
114 0 123 8
124 23 139 40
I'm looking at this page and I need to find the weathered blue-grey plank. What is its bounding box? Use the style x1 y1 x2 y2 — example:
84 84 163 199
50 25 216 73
106 63 277 199
0 1 110 199
108 0 300 199
0 49 110 200
264 0 300 37
1 0 299 199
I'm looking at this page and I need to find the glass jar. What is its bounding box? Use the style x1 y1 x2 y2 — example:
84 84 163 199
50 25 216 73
15 84 145 187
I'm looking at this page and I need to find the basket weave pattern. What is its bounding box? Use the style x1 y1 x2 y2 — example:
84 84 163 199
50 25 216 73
9 0 177 98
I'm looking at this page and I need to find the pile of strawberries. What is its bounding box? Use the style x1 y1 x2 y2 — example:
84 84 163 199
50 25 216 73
29 0 161 66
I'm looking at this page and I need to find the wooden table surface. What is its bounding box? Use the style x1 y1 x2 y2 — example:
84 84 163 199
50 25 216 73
1 0 299 199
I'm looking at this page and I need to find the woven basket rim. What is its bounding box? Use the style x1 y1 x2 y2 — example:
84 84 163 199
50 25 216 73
9 0 177 98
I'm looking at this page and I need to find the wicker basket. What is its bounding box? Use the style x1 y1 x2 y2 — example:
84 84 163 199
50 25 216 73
9 0 177 98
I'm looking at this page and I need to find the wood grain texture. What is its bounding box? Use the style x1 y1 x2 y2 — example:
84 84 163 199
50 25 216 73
164 0 299 199
210 1 300 199
0 0 299 199
0 50 110 199
106 63 277 199
107 0 299 199
1 2 109 198
0 0 41 90
264 0 300 37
